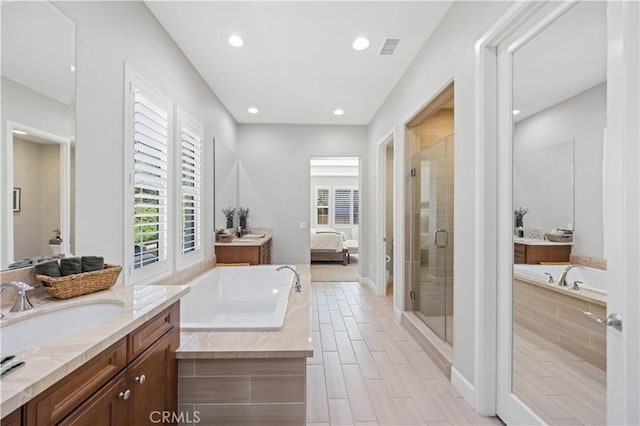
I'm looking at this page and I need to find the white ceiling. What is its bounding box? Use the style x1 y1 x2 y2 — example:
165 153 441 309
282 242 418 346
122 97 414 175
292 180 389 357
146 1 452 125
1 1 75 106
513 1 606 121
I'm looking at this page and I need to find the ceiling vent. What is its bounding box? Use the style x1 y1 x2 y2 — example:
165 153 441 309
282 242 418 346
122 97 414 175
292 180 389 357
379 37 401 55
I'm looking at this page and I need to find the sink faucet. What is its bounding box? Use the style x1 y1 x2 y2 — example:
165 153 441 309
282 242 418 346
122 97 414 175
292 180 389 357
557 265 585 287
1 281 35 318
276 266 302 292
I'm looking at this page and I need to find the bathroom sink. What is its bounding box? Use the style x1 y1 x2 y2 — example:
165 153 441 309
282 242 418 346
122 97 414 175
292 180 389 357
0 302 123 355
241 233 265 240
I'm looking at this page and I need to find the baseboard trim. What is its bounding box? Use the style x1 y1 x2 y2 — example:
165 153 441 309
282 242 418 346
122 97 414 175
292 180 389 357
393 306 402 322
361 277 377 294
451 366 475 407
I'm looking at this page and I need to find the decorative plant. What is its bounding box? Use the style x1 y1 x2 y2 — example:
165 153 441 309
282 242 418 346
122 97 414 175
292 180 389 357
222 207 235 229
514 207 529 230
237 207 249 220
237 207 249 229
514 207 529 220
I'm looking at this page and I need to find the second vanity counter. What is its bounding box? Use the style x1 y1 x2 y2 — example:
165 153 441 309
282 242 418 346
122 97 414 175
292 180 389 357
0 283 189 416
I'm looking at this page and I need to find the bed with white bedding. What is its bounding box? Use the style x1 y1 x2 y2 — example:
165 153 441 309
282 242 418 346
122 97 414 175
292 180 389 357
310 228 347 265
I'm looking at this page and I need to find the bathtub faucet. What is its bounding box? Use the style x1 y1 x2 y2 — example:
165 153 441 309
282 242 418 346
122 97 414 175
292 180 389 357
277 265 302 292
558 265 584 287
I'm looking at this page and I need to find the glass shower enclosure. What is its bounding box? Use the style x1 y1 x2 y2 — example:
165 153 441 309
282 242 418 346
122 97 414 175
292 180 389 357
410 134 454 345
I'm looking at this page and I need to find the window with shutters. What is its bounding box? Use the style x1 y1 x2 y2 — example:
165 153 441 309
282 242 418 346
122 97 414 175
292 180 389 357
333 186 359 227
315 186 330 226
178 110 203 262
125 67 172 282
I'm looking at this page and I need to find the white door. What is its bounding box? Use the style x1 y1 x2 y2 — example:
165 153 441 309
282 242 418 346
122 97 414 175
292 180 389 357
603 1 639 424
490 1 639 424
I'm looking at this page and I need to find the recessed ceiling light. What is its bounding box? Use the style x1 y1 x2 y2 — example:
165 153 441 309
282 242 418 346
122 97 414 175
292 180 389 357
12 130 27 135
512 109 521 115
228 34 244 47
352 37 370 51
248 107 259 114
334 108 345 116
70 64 76 72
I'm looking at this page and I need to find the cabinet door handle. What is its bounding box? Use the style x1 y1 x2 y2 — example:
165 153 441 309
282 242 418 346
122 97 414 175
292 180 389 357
119 389 131 400
434 229 448 248
135 374 146 384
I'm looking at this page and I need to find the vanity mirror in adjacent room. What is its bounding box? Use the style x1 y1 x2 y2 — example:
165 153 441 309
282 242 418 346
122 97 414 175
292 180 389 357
509 2 607 424
1 1 76 269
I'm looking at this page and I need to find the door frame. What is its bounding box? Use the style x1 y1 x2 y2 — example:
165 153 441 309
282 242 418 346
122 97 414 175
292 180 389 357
475 0 640 424
376 129 395 299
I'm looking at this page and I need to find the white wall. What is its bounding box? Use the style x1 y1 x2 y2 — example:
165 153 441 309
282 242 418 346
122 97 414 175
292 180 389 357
238 124 367 264
366 1 512 386
514 83 606 258
54 1 238 267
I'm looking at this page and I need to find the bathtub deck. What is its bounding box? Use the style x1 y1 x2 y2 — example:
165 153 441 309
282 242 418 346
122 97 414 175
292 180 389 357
177 265 312 359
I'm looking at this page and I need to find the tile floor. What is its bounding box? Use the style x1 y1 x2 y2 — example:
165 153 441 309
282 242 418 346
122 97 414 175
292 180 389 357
307 281 502 426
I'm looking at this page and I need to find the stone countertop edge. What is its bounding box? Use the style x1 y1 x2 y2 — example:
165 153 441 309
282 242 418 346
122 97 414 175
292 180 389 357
177 265 313 359
214 228 273 247
0 283 190 416
513 238 573 246
514 269 606 306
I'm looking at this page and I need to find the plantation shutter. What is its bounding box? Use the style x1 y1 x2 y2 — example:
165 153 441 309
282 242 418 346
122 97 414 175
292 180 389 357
179 113 202 254
133 81 169 270
353 189 359 225
316 187 329 225
334 188 351 225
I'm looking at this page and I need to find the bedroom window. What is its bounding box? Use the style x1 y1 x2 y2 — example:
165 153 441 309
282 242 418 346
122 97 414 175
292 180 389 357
333 186 359 226
315 186 330 225
178 110 202 259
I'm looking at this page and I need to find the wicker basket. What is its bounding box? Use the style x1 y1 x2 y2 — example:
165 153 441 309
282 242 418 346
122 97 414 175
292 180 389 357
217 233 234 243
36 264 122 299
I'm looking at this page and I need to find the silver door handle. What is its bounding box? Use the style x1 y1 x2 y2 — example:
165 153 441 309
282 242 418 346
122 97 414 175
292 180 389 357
582 312 623 331
434 229 448 248
119 389 131 400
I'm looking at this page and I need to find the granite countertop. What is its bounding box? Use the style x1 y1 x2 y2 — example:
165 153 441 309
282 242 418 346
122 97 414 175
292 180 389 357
177 265 312 359
0 283 190 416
214 228 272 247
514 238 573 246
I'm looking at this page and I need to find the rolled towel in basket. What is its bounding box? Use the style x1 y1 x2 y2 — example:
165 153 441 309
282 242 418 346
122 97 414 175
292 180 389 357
81 256 104 272
60 257 82 276
35 260 61 277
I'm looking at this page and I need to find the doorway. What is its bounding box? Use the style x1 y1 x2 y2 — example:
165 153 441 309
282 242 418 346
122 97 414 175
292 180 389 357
475 2 640 425
309 157 360 282
405 83 455 346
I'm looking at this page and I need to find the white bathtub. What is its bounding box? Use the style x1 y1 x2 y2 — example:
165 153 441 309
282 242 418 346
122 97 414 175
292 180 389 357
514 264 607 295
181 265 295 331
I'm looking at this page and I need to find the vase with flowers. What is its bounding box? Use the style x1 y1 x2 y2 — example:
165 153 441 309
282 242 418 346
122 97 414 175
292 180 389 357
514 207 529 237
237 207 249 230
222 207 235 229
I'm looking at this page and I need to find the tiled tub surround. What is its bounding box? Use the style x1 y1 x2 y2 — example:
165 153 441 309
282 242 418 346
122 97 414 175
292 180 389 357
0 282 190 417
177 265 312 425
513 267 606 370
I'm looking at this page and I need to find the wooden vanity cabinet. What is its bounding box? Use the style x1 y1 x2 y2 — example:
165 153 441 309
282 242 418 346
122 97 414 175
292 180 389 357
514 242 571 264
1 408 22 426
20 303 179 426
215 237 272 265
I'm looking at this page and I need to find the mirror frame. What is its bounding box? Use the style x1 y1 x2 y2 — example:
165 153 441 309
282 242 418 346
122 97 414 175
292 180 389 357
1 1 76 269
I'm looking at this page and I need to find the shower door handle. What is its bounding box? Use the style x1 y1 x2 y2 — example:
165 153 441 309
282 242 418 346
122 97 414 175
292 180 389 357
434 229 448 248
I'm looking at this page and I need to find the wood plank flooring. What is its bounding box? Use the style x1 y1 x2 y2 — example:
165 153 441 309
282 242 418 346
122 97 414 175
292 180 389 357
307 281 501 426
513 327 606 425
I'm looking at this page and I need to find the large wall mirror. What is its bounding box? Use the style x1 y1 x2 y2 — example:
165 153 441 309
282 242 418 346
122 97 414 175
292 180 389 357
509 2 607 425
1 1 76 269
